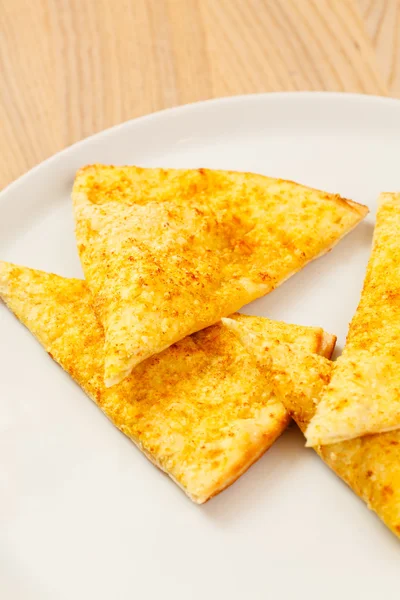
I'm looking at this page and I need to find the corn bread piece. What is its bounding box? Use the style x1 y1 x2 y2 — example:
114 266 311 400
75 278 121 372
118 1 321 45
224 318 400 538
0 261 332 503
306 193 400 446
73 165 367 386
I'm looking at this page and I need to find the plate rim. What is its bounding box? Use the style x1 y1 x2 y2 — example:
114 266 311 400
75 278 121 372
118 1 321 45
2 91 400 580
1 91 400 204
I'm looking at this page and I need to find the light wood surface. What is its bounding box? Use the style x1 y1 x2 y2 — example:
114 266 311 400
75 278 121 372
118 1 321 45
0 0 398 189
358 0 400 97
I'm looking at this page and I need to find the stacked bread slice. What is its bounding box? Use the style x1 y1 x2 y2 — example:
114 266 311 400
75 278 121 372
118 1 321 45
3 167 399 537
73 166 367 386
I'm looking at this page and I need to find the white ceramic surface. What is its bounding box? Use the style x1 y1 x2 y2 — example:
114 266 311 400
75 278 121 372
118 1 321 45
1 93 400 599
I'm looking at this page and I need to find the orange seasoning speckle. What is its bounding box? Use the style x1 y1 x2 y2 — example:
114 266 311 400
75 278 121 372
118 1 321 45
72 164 367 386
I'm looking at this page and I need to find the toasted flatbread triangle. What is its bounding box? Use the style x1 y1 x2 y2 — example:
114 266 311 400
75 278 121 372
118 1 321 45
306 193 400 446
222 318 334 430
224 318 400 538
226 313 336 357
0 261 331 504
73 165 367 386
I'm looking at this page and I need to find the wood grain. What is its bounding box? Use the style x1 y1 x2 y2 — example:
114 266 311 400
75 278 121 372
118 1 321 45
0 0 394 189
358 0 400 96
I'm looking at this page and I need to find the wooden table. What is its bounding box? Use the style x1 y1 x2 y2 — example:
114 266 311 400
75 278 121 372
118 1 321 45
1 0 399 189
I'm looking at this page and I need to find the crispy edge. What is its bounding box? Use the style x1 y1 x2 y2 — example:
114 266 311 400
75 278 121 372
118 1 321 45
74 166 367 387
342 198 369 218
84 324 332 504
0 265 307 504
191 411 290 504
305 193 400 446
200 320 336 503
318 331 337 360
75 165 369 217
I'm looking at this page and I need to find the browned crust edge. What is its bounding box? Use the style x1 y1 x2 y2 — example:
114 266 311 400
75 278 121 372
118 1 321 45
318 332 337 360
343 198 369 218
192 414 291 504
75 165 369 218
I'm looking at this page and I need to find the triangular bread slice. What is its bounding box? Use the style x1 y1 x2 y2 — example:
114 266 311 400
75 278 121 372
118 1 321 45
306 192 400 446
73 165 367 386
223 318 400 538
222 317 334 430
0 261 332 504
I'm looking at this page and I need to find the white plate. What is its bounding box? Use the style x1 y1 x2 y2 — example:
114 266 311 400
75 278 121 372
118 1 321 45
1 93 400 599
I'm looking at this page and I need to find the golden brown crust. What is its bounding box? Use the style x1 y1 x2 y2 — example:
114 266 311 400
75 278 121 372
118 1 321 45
223 318 333 432
195 409 290 503
341 198 369 218
0 261 328 503
317 431 400 539
306 192 400 446
318 331 337 360
228 313 332 355
227 320 400 538
73 164 367 386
